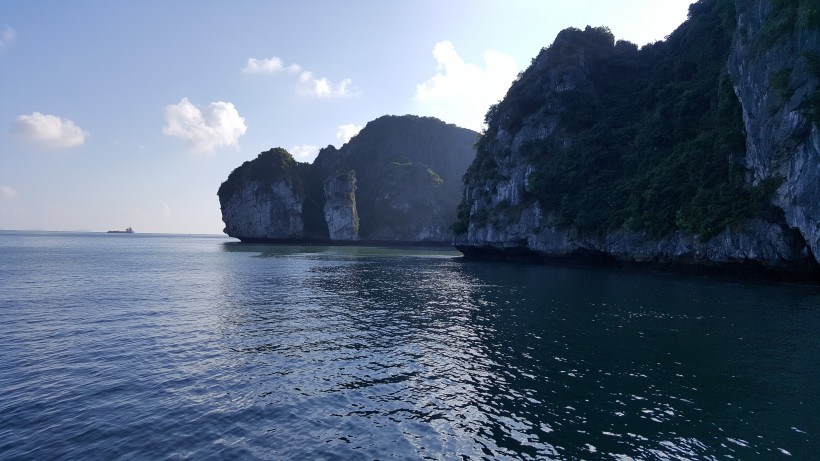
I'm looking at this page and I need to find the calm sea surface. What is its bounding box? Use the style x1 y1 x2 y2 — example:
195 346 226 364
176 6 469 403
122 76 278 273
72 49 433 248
0 231 818 460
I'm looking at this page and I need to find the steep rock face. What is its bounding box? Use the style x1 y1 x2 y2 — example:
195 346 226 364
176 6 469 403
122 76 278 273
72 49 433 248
366 162 451 241
219 115 476 243
316 115 476 242
220 180 304 239
218 148 304 239
728 0 820 262
455 0 820 274
323 171 359 241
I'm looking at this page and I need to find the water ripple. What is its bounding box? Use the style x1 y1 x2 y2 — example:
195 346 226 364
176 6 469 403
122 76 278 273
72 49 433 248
1 234 819 459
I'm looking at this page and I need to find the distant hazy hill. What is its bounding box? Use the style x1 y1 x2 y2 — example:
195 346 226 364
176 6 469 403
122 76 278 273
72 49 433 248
218 115 477 243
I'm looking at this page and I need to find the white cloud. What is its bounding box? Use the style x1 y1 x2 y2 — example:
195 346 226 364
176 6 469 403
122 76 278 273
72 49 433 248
242 56 301 74
415 40 518 131
297 71 357 98
0 185 18 199
290 144 319 163
10 112 88 148
337 124 362 145
163 98 247 153
244 55 356 98
162 203 172 217
0 26 15 48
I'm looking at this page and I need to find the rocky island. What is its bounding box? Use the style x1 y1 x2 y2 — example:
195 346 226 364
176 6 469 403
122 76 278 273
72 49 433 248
454 0 820 277
218 0 819 277
218 115 476 244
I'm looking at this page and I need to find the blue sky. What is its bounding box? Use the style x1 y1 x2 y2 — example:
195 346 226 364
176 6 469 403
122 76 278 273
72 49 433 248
0 1 692 234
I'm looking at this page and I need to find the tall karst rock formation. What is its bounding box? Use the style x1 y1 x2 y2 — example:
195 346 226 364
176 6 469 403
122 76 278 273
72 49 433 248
455 0 819 275
218 115 476 243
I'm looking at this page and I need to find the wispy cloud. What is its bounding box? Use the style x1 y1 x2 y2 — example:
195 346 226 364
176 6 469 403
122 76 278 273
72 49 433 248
242 56 301 74
297 72 357 98
290 144 319 163
337 123 362 145
245 55 357 98
163 98 248 154
0 25 15 48
0 185 18 199
415 40 518 131
10 112 88 148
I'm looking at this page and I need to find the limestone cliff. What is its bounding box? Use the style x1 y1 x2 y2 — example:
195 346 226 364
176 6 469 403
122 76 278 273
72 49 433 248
455 0 820 275
323 171 359 241
728 0 820 264
218 115 476 243
314 115 476 242
218 148 304 240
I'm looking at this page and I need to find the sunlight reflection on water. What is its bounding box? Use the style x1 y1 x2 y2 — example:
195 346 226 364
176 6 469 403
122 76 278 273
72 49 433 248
0 233 818 459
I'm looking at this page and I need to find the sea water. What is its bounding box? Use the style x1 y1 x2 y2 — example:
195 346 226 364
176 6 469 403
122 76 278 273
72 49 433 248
0 230 818 459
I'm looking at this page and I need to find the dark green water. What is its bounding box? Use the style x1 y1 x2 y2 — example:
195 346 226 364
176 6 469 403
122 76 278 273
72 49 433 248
0 231 818 459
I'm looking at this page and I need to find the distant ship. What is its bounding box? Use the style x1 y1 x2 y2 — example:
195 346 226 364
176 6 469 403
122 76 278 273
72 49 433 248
107 227 134 234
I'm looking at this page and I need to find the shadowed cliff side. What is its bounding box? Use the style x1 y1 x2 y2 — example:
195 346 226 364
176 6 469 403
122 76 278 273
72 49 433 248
218 115 477 244
455 0 820 277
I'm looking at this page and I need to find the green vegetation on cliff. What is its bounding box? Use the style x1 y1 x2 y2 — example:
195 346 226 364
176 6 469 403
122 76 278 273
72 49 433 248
756 0 820 46
752 0 820 124
312 115 476 240
461 0 783 240
219 116 476 241
217 148 304 203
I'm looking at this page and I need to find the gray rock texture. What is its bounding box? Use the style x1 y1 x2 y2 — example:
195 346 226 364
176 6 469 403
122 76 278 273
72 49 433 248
218 148 304 240
218 116 476 243
323 171 359 241
728 0 820 263
456 0 820 274
220 179 304 239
